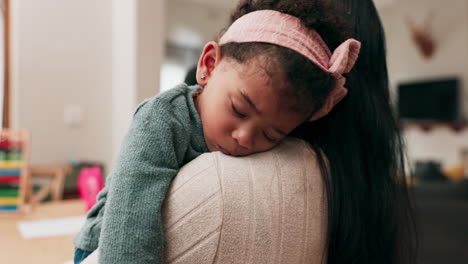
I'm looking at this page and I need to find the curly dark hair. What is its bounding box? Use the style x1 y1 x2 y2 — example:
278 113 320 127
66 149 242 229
219 0 352 117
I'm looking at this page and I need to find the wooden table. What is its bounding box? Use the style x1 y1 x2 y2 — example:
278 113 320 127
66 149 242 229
0 199 85 264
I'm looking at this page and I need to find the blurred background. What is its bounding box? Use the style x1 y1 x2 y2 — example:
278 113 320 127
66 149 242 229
0 0 467 263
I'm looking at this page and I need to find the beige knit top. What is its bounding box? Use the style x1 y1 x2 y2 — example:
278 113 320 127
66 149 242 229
82 138 327 264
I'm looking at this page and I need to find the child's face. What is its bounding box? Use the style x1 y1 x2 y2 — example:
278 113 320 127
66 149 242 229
196 58 307 156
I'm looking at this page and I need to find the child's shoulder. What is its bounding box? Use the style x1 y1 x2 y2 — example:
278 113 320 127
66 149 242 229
157 83 190 102
133 83 201 117
149 83 201 105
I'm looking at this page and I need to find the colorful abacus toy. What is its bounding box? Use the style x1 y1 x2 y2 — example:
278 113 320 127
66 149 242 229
0 130 29 212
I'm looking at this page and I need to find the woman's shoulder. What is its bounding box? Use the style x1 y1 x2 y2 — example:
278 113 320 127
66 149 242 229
163 138 327 264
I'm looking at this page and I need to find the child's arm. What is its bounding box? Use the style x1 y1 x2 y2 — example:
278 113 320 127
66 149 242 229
98 98 191 264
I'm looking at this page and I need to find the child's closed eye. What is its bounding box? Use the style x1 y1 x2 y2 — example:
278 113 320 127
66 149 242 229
263 131 277 143
231 103 247 118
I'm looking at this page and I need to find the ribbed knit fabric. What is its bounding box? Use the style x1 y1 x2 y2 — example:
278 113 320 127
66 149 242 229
73 83 209 264
82 138 328 264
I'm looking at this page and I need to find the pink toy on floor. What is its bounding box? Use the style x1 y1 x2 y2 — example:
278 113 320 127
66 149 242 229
77 165 104 211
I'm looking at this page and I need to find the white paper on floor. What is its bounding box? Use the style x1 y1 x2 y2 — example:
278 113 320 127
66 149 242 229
17 215 86 239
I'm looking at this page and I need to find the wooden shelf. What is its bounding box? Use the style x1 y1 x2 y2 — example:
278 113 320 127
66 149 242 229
399 121 468 132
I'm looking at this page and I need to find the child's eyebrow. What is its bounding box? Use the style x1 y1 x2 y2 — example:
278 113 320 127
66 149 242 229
240 90 260 114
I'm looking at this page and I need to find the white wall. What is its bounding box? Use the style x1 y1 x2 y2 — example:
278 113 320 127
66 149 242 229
160 0 230 92
403 127 468 169
112 0 137 165
167 0 231 47
112 0 166 163
11 0 114 168
10 0 166 172
379 0 468 168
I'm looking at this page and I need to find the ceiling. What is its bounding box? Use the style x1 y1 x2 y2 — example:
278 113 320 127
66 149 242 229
175 0 236 9
176 0 395 9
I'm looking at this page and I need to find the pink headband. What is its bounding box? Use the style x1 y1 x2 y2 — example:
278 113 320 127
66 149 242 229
219 10 361 121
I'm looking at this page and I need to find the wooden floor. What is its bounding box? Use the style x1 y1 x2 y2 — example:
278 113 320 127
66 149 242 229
0 199 85 264
1 188 467 264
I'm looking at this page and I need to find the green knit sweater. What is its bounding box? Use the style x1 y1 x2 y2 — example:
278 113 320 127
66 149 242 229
73 84 209 263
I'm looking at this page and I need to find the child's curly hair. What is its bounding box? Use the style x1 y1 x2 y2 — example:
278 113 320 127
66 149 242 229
219 0 352 118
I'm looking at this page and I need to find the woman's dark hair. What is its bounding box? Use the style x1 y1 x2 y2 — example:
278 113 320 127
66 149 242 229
184 65 199 86
223 1 418 263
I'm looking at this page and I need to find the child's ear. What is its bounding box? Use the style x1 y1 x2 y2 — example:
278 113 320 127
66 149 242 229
196 41 222 86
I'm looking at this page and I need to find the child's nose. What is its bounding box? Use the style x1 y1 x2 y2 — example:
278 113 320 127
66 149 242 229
232 127 254 149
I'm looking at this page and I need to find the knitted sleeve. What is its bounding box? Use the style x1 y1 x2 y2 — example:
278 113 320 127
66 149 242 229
98 97 190 264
